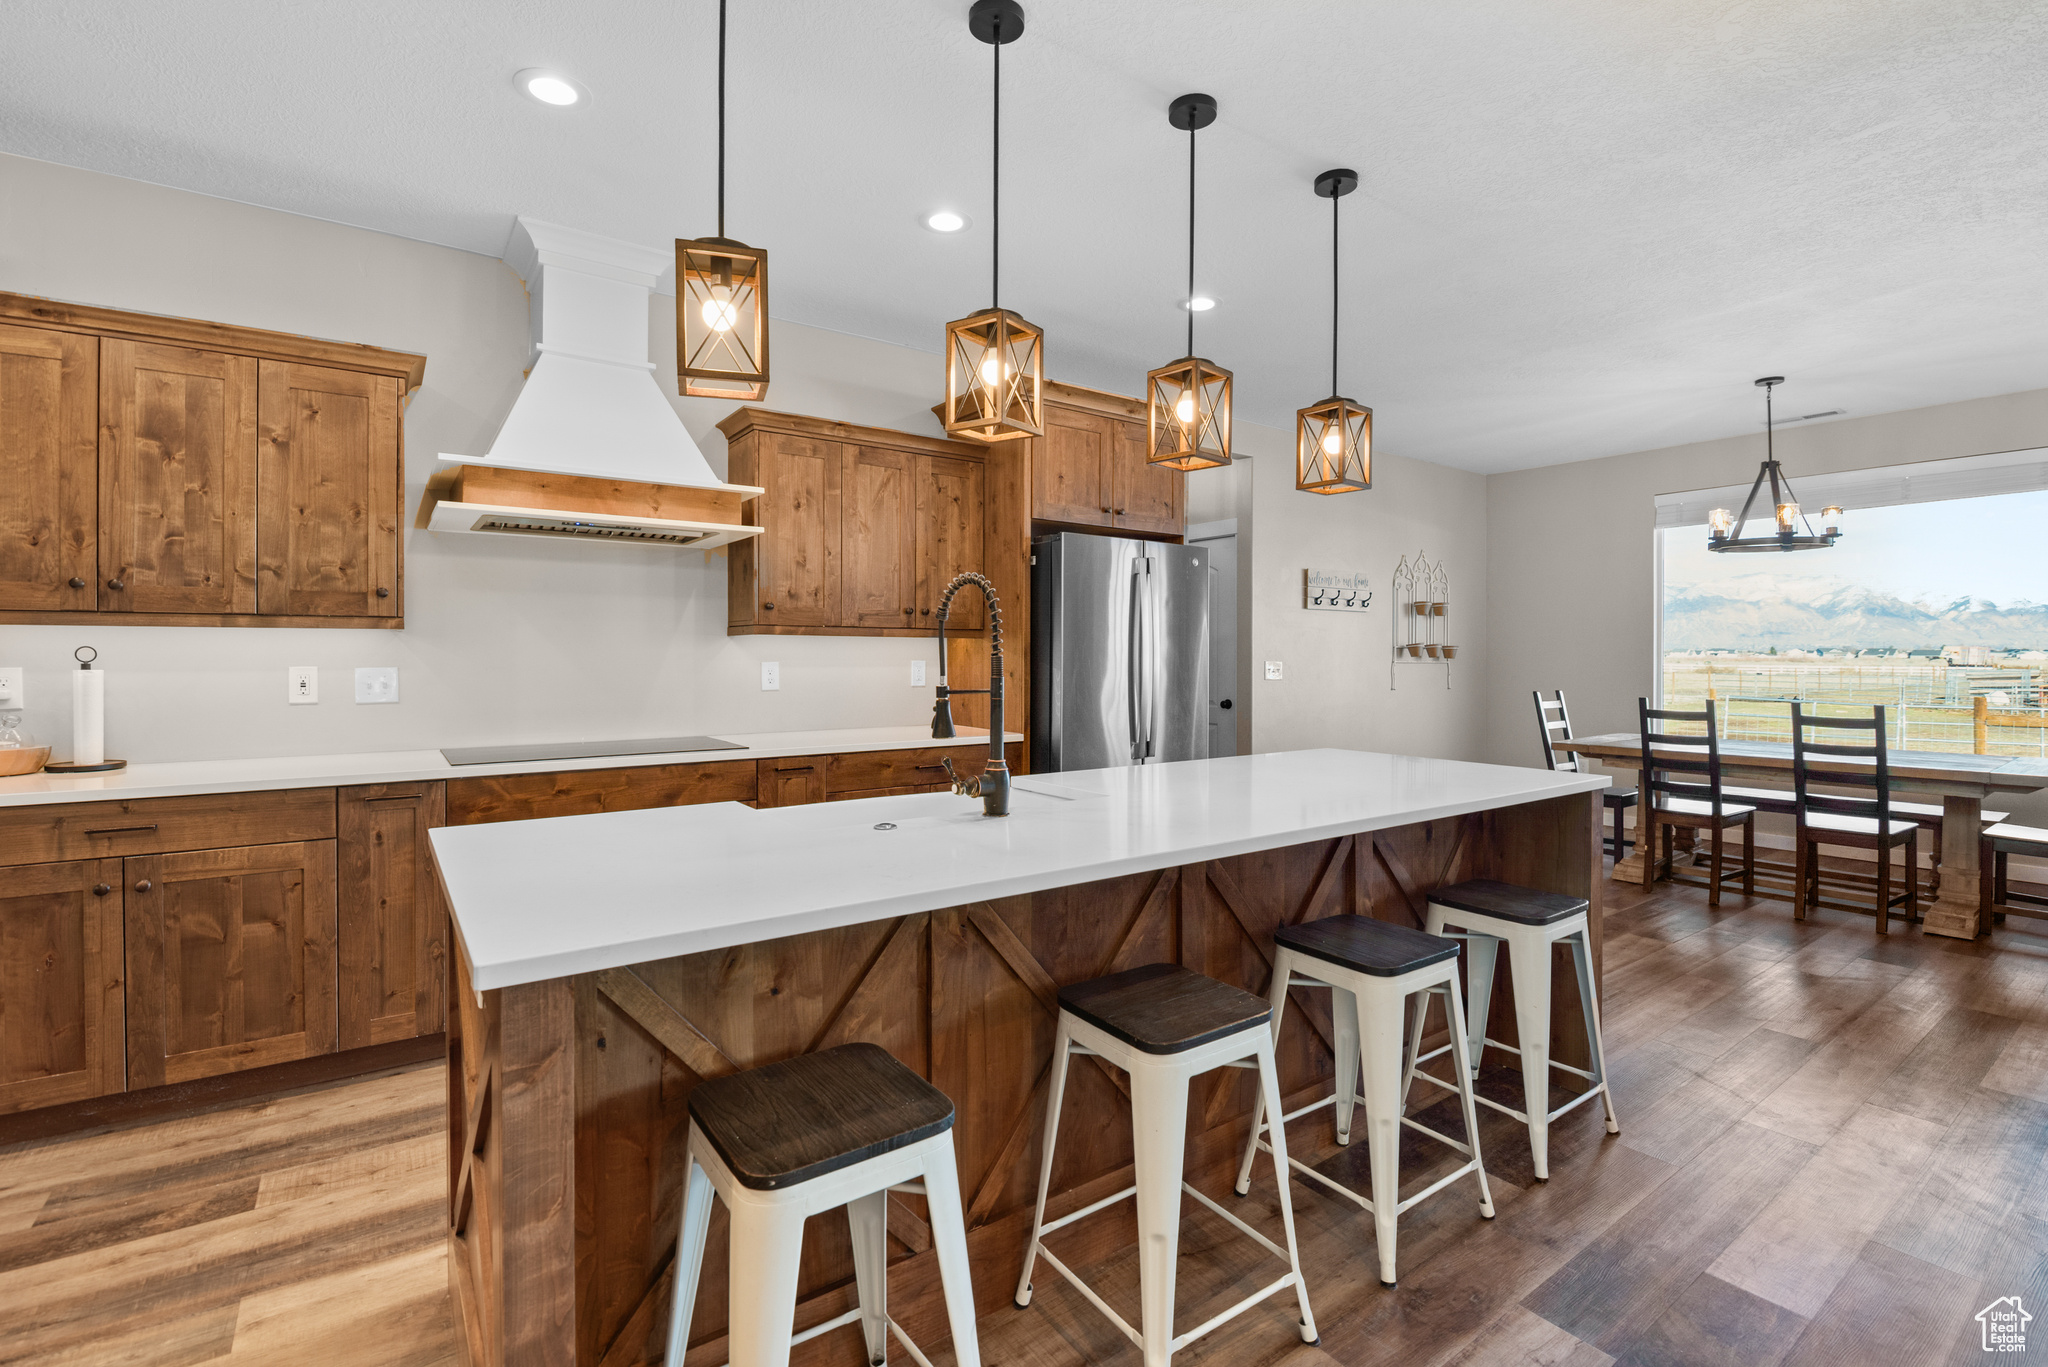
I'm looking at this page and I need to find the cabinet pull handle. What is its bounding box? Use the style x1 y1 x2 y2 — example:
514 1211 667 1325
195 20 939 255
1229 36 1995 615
133 879 152 893
376 587 391 598
366 795 421 804
92 883 111 896
107 578 125 591
70 577 86 589
84 824 157 836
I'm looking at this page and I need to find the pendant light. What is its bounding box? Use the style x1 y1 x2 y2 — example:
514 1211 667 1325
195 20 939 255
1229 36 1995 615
1706 378 1845 552
677 0 769 400
942 0 1044 443
1296 168 1371 494
1146 93 1231 471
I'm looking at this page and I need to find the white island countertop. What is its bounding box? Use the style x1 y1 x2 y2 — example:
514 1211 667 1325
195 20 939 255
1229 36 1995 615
0 726 1019 809
433 749 1607 992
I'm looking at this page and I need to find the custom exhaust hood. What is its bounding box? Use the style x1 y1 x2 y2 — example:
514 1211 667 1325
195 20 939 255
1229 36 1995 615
425 217 764 548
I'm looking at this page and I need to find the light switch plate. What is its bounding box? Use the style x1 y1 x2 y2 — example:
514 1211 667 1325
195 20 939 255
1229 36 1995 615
1265 661 1284 680
355 666 399 704
287 665 318 705
0 667 22 708
911 660 926 686
761 661 780 691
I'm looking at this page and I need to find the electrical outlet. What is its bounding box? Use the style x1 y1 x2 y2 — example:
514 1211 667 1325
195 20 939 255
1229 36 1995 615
355 666 399 704
761 661 780 691
0 667 22 708
911 660 926 686
287 666 318 705
1265 661 1284 680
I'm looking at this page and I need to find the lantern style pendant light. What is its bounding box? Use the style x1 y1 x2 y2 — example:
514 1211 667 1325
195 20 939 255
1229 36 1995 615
1706 377 1845 552
1296 168 1371 494
942 0 1044 443
677 0 770 400
1146 93 1232 471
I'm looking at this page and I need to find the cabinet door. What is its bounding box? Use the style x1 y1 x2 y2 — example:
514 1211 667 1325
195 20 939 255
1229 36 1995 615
755 434 842 626
1032 407 1111 526
125 840 337 1088
338 783 446 1048
0 859 124 1113
0 323 97 611
1111 419 1184 536
916 454 985 631
842 445 917 629
756 756 828 807
257 361 401 617
99 339 257 614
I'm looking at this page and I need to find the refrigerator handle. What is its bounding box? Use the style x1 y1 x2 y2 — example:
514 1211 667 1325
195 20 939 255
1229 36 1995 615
1140 555 1157 761
1127 562 1145 764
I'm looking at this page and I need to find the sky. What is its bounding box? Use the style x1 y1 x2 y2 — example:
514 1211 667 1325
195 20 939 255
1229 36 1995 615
1663 489 2048 607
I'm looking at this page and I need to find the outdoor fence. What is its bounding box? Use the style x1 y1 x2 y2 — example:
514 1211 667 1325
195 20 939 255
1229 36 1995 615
1662 658 2048 757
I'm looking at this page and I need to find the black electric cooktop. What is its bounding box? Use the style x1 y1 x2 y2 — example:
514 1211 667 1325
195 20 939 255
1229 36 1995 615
439 736 749 766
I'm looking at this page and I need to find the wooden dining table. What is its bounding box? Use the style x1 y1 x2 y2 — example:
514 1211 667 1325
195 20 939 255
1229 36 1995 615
1563 733 2048 938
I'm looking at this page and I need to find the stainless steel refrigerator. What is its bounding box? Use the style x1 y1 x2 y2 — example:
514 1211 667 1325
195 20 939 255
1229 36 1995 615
1031 532 1210 771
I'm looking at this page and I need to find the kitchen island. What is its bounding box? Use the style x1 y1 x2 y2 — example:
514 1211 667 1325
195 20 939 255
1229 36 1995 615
431 750 1607 1367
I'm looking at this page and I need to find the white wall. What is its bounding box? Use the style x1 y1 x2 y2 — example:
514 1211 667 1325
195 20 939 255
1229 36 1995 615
1243 424 1492 761
0 152 956 763
1483 386 2048 822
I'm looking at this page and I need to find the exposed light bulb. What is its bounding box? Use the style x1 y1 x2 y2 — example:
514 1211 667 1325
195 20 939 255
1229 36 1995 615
979 353 1009 387
1776 501 1800 529
700 291 739 333
1322 428 1342 456
1175 394 1196 424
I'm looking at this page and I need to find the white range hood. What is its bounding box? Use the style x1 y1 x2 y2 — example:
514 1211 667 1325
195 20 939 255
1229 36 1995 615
426 216 763 548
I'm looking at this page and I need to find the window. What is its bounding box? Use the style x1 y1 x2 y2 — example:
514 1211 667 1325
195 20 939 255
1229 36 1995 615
1656 451 2048 757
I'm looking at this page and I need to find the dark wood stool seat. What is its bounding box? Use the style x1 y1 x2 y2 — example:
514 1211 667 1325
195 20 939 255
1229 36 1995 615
1429 878 1590 927
1057 963 1270 1055
1274 915 1458 978
688 1043 954 1191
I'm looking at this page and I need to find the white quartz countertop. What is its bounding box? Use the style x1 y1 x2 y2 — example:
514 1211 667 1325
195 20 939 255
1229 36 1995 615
433 749 1608 992
0 727 1018 809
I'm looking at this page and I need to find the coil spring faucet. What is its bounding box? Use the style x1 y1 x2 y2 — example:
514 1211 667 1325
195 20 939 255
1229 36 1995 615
929 571 1011 817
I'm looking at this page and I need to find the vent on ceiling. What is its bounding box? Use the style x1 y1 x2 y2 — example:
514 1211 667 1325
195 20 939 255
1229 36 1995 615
1762 409 1846 425
469 514 715 545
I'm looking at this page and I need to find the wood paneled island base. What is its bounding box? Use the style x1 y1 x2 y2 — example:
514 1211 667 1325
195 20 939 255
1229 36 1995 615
444 790 1601 1367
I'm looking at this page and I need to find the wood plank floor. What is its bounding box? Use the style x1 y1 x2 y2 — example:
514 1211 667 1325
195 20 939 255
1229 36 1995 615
3 876 2042 1366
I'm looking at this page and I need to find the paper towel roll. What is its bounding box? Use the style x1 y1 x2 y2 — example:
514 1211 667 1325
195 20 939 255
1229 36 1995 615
72 668 104 766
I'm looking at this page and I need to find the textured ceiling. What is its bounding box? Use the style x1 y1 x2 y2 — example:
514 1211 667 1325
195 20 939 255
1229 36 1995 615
3 0 2044 472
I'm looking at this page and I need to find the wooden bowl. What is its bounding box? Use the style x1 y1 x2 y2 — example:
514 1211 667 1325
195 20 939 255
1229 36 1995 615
0 746 51 777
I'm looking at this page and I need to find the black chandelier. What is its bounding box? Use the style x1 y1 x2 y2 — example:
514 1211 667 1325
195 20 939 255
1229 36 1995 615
1707 377 1844 553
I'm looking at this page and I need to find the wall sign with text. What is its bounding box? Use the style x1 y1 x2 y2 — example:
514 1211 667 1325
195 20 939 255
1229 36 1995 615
1303 570 1372 613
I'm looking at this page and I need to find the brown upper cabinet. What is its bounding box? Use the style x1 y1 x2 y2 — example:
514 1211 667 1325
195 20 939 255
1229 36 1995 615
1029 383 1184 538
721 409 993 637
0 292 424 628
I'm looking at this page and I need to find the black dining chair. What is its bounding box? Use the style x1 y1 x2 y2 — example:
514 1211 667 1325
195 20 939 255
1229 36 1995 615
1533 690 1637 863
1637 697 1756 906
1791 703 1918 933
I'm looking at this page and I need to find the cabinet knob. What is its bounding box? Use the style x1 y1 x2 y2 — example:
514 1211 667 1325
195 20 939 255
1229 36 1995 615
70 577 86 589
903 607 913 615
92 883 111 896
133 879 151 893
108 578 125 591
921 608 931 616
1114 507 1126 514
375 587 390 598
1099 505 1110 513
761 602 774 610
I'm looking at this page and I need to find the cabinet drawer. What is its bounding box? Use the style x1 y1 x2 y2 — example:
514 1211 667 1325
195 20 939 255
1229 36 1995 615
825 744 1018 794
445 760 757 826
0 788 337 866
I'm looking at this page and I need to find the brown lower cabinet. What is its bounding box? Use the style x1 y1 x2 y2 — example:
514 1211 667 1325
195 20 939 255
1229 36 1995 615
124 840 338 1089
0 742 1024 1122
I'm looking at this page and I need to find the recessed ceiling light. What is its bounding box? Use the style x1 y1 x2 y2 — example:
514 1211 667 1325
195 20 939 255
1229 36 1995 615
516 69 587 108
925 211 968 233
1183 296 1216 312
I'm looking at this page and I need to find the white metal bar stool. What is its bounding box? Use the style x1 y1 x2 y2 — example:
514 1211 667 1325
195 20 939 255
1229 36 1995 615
1420 879 1621 1182
1232 915 1495 1288
1013 963 1319 1367
665 1042 981 1367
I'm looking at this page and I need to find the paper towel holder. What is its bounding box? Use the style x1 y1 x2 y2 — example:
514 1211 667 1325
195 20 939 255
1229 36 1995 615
43 646 127 775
